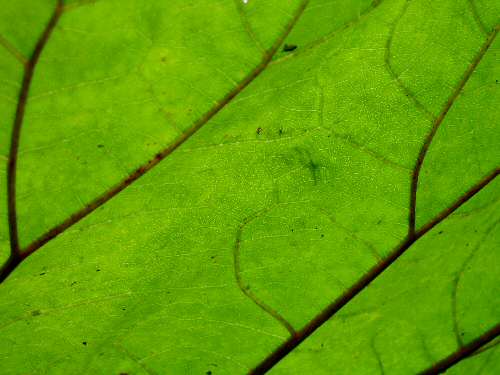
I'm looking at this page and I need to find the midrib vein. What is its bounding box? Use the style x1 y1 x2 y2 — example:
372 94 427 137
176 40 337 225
0 0 310 282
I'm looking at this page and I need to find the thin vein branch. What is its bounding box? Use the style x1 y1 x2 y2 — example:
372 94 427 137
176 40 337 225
271 0 383 66
3 0 64 282
451 219 499 347
0 33 28 67
234 211 296 336
384 0 436 121
468 0 488 36
234 0 266 53
419 323 500 375
0 0 310 283
408 25 499 236
249 169 498 374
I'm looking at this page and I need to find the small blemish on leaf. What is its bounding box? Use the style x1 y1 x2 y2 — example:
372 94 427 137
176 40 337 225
39 272 46 276
97 144 104 148
82 341 87 346
206 371 212 375
283 44 297 52
256 127 263 135
31 310 41 316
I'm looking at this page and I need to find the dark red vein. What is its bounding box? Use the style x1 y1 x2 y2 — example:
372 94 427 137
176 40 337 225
249 169 498 374
408 25 499 236
3 1 64 282
0 0 310 283
419 323 500 375
234 210 297 336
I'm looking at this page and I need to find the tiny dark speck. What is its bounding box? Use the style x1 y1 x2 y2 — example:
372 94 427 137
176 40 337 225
321 234 324 238
82 342 87 346
256 127 263 135
283 44 297 52
97 144 104 148
496 79 499 84
278 128 284 136
206 371 212 375
96 269 101 272
438 230 443 234
39 272 46 276
31 310 41 316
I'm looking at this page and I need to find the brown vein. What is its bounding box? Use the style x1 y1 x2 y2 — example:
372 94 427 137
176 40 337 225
0 33 27 67
385 0 436 121
234 212 296 337
419 323 500 375
249 169 498 374
408 25 499 236
3 1 64 283
0 0 310 283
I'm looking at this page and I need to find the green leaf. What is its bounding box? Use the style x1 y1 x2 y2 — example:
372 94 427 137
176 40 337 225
0 0 499 374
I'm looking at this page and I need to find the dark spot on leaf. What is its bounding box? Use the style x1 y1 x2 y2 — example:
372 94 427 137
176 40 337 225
39 272 46 276
438 231 443 234
206 371 212 375
82 341 87 346
283 44 297 52
278 128 284 136
97 144 104 148
31 310 41 316
256 127 263 135
96 268 100 272
71 281 78 286
321 234 324 238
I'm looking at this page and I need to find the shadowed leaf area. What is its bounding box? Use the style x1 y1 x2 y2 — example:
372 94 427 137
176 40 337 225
0 0 499 374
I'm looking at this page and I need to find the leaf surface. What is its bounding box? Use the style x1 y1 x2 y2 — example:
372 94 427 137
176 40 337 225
0 0 499 374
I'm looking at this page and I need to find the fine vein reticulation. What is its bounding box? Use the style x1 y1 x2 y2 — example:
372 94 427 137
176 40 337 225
0 0 310 282
1 1 499 374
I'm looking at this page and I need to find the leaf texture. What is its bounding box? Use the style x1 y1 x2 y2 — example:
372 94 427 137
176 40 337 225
0 0 499 374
